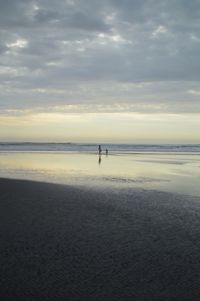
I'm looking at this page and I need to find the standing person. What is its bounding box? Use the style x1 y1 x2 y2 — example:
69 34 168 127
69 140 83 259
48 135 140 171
98 145 102 155
106 149 108 156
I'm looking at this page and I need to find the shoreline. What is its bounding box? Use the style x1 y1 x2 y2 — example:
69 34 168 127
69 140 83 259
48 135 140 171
1 178 200 300
0 152 200 198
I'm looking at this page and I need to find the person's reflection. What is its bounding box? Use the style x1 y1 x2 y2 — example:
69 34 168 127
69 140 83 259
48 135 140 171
98 155 102 165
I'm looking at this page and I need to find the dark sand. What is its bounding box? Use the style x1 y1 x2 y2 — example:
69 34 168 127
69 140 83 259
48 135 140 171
1 178 200 301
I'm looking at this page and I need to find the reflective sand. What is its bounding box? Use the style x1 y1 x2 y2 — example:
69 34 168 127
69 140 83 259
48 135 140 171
0 152 200 196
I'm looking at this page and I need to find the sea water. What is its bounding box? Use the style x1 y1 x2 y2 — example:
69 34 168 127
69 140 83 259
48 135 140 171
0 142 200 153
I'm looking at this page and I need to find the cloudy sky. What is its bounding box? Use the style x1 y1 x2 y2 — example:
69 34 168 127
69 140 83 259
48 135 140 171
0 0 200 142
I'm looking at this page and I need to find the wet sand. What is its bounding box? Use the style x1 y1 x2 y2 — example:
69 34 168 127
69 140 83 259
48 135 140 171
1 178 200 300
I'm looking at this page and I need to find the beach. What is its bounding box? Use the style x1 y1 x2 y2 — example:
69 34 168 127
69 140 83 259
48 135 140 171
0 151 200 196
1 0 200 298
1 177 200 300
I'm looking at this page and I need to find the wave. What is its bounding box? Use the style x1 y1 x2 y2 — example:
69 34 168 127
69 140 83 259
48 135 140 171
0 142 200 153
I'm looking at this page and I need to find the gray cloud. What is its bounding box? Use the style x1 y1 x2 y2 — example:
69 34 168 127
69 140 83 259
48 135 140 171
0 0 200 113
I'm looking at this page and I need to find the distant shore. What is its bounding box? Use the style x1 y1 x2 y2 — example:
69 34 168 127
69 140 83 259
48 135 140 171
1 178 200 300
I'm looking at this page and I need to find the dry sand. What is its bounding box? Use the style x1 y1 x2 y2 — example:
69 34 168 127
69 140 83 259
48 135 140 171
1 178 200 300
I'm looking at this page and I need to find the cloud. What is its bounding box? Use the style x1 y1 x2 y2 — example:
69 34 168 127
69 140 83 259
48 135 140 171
0 0 200 114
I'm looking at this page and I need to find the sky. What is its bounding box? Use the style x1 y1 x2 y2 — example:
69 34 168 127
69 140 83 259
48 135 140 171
0 0 200 143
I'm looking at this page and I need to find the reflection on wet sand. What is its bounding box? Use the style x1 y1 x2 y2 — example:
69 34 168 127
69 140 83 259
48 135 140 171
0 152 200 196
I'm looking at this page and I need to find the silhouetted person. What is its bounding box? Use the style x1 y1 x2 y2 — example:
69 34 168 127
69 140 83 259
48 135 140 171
106 149 108 156
98 145 102 155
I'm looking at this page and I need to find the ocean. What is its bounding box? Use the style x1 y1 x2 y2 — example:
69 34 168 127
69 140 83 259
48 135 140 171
0 142 200 153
